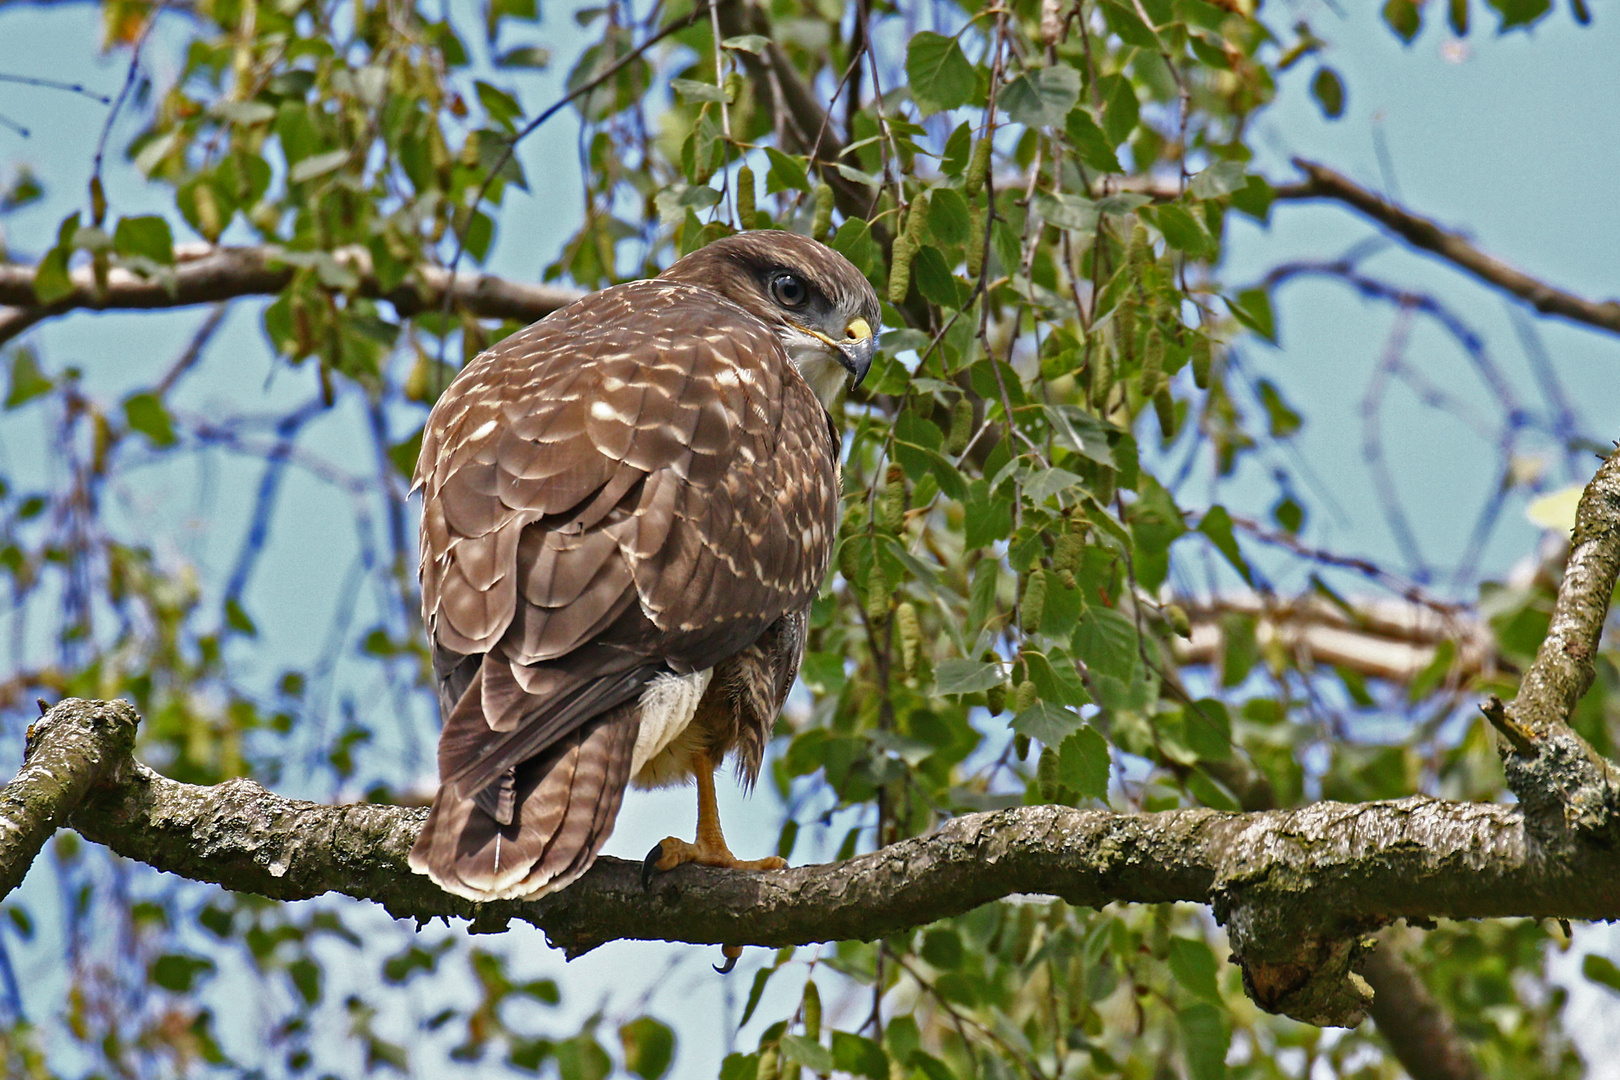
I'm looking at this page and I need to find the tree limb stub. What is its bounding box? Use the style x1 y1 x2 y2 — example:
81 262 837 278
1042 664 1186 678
0 697 138 898
1287 158 1620 338
0 244 582 346
17 701 1608 1027
1499 447 1620 835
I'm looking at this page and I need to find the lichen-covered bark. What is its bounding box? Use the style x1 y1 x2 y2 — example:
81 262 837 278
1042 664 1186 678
1500 449 1620 837
0 698 138 897
46 732 1620 1026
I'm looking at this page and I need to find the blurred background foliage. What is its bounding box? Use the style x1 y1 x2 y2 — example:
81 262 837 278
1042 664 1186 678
0 0 1616 1075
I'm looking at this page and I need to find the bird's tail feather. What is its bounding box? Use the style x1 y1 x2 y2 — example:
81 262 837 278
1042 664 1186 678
408 702 638 901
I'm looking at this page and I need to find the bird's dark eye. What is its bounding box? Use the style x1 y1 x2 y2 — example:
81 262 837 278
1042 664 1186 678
770 272 809 309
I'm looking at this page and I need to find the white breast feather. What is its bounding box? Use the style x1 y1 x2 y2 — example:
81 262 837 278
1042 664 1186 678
631 669 713 778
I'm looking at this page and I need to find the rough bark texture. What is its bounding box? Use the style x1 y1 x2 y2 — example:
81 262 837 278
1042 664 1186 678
45 732 1620 1026
1496 450 1620 838
0 698 138 897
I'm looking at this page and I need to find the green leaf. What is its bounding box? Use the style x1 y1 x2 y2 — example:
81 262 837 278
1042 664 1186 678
1189 160 1247 199
1101 0 1162 48
925 187 971 246
1099 75 1140 145
1058 725 1110 799
287 957 321 1005
1311 67 1346 118
1011 701 1082 745
739 964 776 1028
920 928 964 969
934 657 1006 695
33 246 74 305
906 32 974 116
964 478 1014 549
1255 378 1302 438
389 426 424 480
1149 204 1211 257
224 598 257 637
778 1034 834 1074
941 123 972 175
618 1017 675 1080
289 148 350 183
1064 109 1123 174
1034 191 1099 233
830 1032 888 1080
670 77 728 103
1002 65 1081 129
763 148 809 193
5 348 53 409
1226 287 1276 343
1197 506 1251 584
1382 0 1423 40
721 34 770 54
1583 953 1620 996
124 392 177 447
151 953 215 992
1410 638 1458 702
911 245 967 308
1178 1003 1229 1080
555 1035 611 1080
1183 698 1232 761
1024 650 1089 705
1073 606 1138 686
113 215 175 264
475 80 525 131
494 45 551 68
1169 937 1223 1004
1486 0 1551 29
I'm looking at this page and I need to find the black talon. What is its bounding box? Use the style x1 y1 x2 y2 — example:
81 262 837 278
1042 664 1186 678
714 947 740 974
641 842 664 890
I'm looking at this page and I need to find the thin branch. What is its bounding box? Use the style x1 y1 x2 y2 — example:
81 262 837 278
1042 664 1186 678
1172 592 1497 685
1498 447 1620 828
0 245 582 346
1284 158 1620 338
1361 931 1486 1080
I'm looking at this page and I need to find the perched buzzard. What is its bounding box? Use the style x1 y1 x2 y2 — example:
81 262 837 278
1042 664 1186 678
409 231 880 912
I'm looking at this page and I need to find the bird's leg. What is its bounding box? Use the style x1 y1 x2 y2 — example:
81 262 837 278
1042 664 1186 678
642 749 787 973
642 749 787 881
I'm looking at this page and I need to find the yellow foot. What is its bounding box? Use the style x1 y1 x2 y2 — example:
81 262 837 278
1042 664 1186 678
640 836 786 888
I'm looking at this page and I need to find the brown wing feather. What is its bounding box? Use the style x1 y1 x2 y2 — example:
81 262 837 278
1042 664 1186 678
412 279 839 900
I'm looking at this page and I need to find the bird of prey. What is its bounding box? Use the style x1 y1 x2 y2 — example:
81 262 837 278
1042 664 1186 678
408 231 880 908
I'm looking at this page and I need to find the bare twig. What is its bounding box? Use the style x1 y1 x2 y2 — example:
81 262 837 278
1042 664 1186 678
1285 159 1620 338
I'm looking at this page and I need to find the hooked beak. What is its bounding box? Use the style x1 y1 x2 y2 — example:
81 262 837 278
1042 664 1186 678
836 317 876 388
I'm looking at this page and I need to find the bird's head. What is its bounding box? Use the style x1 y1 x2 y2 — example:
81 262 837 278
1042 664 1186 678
660 230 882 407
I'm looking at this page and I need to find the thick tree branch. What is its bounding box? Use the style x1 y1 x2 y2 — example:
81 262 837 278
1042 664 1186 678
0 698 137 898
0 244 582 346
1284 159 1620 338
6 705 1601 1027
